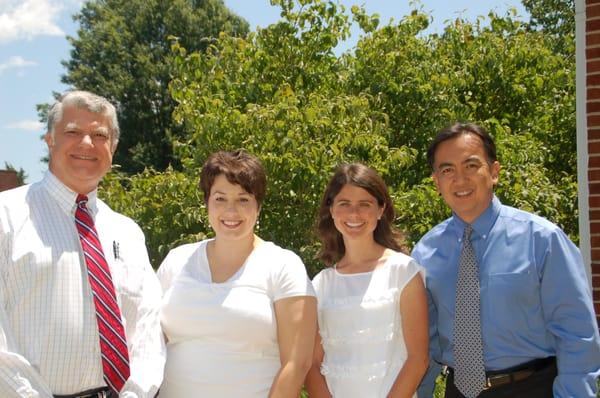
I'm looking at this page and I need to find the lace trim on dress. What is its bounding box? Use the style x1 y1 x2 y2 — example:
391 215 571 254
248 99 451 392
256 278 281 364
320 358 402 379
318 288 399 310
320 322 399 347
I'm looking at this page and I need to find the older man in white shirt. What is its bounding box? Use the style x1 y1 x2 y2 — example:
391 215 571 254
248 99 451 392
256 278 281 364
0 90 165 398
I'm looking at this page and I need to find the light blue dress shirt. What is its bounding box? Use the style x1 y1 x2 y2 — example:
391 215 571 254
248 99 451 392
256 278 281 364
412 196 600 397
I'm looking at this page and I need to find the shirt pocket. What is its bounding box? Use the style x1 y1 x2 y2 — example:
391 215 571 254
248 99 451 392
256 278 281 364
110 257 144 301
486 269 541 328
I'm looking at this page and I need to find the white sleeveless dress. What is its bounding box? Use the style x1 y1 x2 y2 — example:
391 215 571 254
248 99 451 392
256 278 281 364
312 252 424 398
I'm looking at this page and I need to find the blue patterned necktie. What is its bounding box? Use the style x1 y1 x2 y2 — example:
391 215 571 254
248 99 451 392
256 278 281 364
453 225 486 397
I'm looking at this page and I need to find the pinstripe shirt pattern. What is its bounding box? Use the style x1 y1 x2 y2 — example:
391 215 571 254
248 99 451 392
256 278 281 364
0 172 165 397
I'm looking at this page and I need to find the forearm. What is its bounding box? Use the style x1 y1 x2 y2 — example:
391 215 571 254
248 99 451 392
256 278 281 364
0 302 52 397
387 355 429 398
0 351 53 398
553 371 600 398
120 269 166 397
541 232 600 397
304 363 331 398
269 360 311 398
123 323 165 397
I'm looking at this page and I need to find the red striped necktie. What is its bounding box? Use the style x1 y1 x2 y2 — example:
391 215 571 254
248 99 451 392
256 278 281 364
75 194 130 394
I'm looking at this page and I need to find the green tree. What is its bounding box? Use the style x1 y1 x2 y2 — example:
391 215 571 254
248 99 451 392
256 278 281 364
166 0 414 273
100 0 577 274
522 0 574 55
348 10 577 244
522 0 574 38
55 0 248 173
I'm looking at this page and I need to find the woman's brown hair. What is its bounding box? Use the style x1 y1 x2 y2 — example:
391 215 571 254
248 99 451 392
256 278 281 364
200 149 267 207
316 163 406 266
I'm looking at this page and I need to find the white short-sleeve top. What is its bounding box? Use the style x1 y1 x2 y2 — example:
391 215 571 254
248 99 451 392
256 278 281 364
157 239 315 398
312 251 424 398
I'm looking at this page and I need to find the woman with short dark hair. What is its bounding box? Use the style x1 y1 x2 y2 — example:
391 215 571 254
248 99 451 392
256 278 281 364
157 150 317 397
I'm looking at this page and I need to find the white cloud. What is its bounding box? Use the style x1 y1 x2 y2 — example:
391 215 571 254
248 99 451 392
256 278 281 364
0 0 65 43
0 55 37 75
6 119 44 131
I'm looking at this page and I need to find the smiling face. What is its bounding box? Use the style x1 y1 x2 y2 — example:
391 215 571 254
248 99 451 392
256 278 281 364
207 174 259 243
330 184 385 242
432 133 500 224
45 105 114 194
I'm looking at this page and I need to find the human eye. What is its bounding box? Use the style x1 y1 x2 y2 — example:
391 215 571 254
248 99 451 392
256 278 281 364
439 166 453 176
359 202 372 208
465 161 481 173
214 196 226 202
93 131 109 141
239 197 250 203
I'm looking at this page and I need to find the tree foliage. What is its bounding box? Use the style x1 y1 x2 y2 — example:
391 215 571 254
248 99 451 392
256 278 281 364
522 0 574 55
56 0 248 173
100 0 577 273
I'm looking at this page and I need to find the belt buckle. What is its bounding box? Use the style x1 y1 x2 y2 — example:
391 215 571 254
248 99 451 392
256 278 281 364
485 373 512 389
442 365 449 376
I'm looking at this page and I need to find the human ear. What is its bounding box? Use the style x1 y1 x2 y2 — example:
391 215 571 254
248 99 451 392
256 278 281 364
44 132 54 148
490 161 500 185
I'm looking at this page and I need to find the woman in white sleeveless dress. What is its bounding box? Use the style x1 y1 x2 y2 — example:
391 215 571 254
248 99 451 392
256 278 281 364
305 163 429 398
157 150 317 397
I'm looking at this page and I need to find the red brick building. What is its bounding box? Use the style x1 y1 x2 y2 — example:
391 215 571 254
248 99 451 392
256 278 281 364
581 0 600 324
0 170 19 192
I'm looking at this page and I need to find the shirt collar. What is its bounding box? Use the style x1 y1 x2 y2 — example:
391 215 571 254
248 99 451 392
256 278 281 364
41 171 99 216
450 195 501 239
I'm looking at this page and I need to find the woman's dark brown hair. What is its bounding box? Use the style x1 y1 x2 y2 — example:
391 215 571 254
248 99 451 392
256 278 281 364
316 163 406 266
200 149 267 207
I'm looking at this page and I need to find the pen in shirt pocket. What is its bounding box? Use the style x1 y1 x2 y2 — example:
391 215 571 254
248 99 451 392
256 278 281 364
113 240 120 260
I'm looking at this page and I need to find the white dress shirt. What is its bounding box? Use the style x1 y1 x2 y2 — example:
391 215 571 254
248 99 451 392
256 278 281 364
0 172 165 398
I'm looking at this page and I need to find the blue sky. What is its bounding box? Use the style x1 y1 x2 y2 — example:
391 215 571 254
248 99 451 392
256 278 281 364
0 0 526 184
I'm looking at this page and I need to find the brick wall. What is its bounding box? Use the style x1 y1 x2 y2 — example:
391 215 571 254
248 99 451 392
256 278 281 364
588 0 600 324
0 170 19 192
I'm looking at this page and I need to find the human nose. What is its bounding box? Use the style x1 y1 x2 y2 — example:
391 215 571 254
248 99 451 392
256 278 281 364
452 167 469 182
346 204 361 216
224 200 238 212
79 133 93 146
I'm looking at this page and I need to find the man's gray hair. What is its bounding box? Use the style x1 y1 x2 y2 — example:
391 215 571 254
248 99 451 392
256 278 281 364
47 90 120 150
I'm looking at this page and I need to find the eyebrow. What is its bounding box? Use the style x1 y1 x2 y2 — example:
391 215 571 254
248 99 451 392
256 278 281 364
212 190 251 196
464 156 482 162
436 156 483 169
64 122 81 131
63 122 110 135
335 198 375 203
436 161 454 169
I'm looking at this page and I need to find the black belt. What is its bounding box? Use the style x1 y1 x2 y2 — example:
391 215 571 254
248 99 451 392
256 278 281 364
54 387 112 398
447 356 556 390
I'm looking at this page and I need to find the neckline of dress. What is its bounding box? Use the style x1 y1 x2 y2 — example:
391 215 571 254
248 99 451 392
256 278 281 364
200 239 270 284
333 254 393 277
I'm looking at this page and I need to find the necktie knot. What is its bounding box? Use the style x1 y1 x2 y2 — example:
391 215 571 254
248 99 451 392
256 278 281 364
463 224 473 240
76 194 88 209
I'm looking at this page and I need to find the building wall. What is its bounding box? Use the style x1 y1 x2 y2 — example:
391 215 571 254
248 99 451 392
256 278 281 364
584 0 600 324
0 170 19 192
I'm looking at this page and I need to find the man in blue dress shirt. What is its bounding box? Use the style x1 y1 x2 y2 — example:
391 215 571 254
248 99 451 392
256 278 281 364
413 122 600 397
